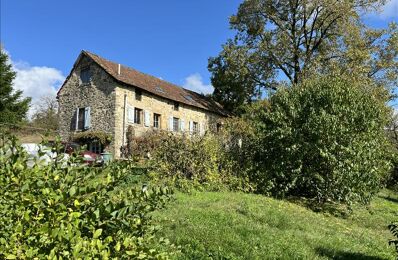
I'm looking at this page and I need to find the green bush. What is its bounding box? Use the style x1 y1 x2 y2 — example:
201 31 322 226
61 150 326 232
0 135 173 259
252 76 392 204
389 222 398 258
387 153 398 191
126 128 169 160
150 133 252 192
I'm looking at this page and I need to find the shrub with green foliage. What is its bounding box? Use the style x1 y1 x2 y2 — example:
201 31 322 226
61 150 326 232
389 222 398 258
151 133 251 192
252 76 392 204
0 134 173 259
73 130 112 146
126 128 169 160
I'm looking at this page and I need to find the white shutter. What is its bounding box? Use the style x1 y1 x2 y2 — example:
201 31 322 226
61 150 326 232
84 107 91 129
189 121 193 134
180 120 185 132
168 116 173 131
127 106 134 123
199 122 205 136
75 108 79 130
144 110 150 127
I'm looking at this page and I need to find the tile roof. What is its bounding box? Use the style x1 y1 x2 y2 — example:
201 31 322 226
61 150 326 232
58 50 229 116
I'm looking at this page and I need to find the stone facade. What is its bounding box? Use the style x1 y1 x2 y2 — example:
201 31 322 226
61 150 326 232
58 55 117 152
58 52 225 159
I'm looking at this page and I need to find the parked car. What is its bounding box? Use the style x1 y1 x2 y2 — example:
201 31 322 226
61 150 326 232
61 142 104 166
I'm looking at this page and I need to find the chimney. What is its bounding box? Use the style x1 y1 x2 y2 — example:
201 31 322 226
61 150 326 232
118 64 121 75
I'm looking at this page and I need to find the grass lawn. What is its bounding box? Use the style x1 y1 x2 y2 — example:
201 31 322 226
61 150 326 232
153 189 398 259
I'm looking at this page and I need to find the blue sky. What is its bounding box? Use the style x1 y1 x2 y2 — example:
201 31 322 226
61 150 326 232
1 0 397 114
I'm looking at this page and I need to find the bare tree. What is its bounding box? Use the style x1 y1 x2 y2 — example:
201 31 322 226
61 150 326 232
31 95 59 130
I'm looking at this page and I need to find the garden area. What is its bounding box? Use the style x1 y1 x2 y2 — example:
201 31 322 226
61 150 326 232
1 76 398 259
1 0 398 257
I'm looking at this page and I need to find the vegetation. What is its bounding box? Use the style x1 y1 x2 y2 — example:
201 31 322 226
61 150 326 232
0 135 174 259
73 130 112 146
0 48 31 124
246 75 393 204
389 221 398 258
150 132 252 192
209 0 398 111
31 95 59 131
154 190 397 259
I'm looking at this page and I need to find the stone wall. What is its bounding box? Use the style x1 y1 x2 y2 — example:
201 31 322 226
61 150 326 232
57 55 117 152
114 85 223 158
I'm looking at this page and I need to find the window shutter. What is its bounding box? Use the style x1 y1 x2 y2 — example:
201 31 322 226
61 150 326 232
189 121 193 134
84 107 91 129
75 108 79 130
144 110 150 127
168 116 173 131
127 106 134 123
180 120 185 132
199 122 205 136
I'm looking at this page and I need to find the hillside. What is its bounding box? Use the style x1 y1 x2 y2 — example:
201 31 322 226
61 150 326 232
154 190 398 259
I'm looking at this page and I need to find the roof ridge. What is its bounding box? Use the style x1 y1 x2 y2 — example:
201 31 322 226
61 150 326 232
79 50 228 116
83 50 204 97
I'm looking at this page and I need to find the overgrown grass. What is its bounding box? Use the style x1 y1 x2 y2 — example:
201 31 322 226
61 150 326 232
154 189 398 259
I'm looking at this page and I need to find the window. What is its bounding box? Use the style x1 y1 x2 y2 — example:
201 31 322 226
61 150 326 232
193 122 199 134
135 89 142 101
134 108 142 124
173 117 179 132
75 107 91 130
153 113 161 128
155 86 165 94
77 108 85 130
89 142 102 154
217 123 222 132
173 102 179 111
80 67 91 84
184 95 193 102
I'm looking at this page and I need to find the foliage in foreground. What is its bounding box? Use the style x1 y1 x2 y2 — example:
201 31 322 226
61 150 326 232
0 135 173 259
389 222 398 258
249 75 392 205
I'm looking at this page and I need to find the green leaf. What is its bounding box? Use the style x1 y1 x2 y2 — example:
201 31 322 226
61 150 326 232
115 242 121 252
69 186 77 197
6 255 17 259
93 228 102 239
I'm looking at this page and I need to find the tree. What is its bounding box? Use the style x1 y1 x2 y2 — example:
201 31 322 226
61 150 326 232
250 74 392 204
0 48 31 124
208 0 398 111
31 95 59 130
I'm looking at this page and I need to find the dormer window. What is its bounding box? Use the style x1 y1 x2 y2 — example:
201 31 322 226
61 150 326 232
80 67 91 84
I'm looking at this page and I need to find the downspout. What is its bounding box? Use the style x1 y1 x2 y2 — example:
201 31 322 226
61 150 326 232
122 93 127 157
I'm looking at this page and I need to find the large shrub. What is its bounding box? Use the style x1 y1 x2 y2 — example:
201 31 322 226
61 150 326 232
253 76 392 204
0 135 173 259
151 133 252 192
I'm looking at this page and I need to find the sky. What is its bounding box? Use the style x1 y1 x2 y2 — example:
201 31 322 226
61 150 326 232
1 0 397 116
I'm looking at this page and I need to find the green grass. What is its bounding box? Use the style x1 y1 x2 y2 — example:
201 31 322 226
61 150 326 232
153 189 398 259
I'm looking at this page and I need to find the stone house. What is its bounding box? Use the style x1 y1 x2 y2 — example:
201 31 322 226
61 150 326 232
57 50 228 158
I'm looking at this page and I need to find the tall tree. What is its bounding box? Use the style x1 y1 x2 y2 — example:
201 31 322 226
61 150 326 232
209 0 398 111
0 48 31 124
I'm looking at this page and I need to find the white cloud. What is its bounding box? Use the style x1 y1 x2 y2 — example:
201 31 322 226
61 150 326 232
368 0 398 19
182 73 214 95
5 50 65 118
